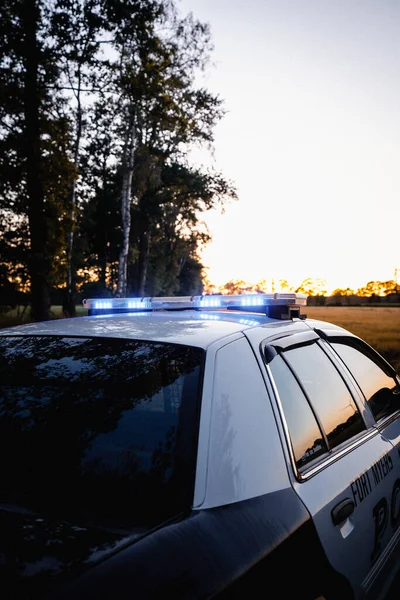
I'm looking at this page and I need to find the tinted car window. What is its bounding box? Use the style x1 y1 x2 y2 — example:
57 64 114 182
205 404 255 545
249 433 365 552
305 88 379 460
283 343 366 450
269 354 328 471
0 336 203 528
331 341 400 421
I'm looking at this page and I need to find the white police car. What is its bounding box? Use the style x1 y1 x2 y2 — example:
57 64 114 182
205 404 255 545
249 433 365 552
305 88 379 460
0 293 399 600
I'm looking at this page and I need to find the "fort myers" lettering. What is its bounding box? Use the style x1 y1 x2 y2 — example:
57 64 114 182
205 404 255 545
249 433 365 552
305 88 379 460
350 453 393 508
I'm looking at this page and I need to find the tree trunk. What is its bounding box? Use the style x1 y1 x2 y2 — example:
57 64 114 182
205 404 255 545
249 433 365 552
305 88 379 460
63 81 83 318
23 0 51 322
138 230 151 297
116 108 136 297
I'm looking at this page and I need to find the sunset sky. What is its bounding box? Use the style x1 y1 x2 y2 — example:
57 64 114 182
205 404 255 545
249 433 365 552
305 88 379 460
179 0 400 294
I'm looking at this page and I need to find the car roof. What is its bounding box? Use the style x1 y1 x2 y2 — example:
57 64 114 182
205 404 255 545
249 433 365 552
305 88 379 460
0 310 319 349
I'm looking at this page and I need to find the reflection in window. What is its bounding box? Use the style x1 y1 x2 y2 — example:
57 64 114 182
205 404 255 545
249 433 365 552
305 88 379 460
284 344 365 450
331 342 400 421
269 354 327 471
0 336 204 528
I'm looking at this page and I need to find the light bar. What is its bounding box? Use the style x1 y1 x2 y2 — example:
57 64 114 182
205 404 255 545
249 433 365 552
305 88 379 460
197 297 222 308
83 292 307 315
86 298 152 311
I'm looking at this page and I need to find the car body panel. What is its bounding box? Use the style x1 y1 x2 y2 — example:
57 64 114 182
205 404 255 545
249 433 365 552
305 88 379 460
53 490 312 600
293 431 399 599
0 303 399 599
196 336 289 510
0 311 271 349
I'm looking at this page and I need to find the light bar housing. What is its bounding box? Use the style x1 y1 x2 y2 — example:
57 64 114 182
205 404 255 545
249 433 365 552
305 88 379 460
83 293 307 319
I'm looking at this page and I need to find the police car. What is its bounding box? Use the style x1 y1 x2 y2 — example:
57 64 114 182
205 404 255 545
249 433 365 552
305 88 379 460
0 292 399 600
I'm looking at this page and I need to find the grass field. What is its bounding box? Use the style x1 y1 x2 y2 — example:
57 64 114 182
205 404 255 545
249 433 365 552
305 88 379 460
1 304 399 370
304 306 400 370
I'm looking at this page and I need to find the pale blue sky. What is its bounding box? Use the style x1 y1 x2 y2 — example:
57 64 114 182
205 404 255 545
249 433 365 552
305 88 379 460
179 0 400 293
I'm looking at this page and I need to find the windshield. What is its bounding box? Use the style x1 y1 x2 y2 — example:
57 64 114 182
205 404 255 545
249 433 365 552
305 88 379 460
0 336 203 529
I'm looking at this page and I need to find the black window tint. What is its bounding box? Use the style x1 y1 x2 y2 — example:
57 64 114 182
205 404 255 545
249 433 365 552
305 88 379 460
331 342 400 421
269 354 328 471
0 336 203 528
284 344 365 450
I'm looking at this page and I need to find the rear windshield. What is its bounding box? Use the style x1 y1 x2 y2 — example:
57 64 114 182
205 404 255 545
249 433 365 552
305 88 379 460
0 335 203 528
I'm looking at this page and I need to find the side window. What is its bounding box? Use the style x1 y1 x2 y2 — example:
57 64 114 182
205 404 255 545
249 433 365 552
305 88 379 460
269 354 328 471
283 344 366 450
330 341 400 422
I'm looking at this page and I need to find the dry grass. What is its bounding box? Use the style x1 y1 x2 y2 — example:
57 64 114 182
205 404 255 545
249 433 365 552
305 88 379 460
305 306 400 370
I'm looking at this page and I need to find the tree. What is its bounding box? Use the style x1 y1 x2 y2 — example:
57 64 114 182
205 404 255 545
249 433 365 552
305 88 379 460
277 279 295 292
332 287 355 296
131 162 236 296
109 4 227 296
381 280 399 296
0 0 237 314
50 0 114 316
356 281 385 297
221 280 249 295
295 278 327 297
0 0 73 320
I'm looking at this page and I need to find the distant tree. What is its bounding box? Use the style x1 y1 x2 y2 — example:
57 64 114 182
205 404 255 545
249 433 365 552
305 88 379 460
253 279 269 293
202 271 218 295
356 281 385 297
221 280 249 295
332 287 355 296
381 280 399 296
277 279 295 292
295 278 327 296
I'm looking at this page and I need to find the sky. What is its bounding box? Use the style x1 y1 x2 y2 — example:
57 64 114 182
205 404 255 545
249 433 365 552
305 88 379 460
178 0 400 294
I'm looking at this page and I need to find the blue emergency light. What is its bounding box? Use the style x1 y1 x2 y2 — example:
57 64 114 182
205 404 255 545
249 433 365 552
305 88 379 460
83 292 307 319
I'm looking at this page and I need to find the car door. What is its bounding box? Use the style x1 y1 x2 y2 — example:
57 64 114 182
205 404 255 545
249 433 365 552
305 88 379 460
320 331 400 597
263 333 400 600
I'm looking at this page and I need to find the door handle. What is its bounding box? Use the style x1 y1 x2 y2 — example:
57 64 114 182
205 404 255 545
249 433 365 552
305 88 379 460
331 498 355 526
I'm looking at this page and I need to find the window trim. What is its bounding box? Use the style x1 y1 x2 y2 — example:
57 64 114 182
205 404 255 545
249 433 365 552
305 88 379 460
266 330 320 354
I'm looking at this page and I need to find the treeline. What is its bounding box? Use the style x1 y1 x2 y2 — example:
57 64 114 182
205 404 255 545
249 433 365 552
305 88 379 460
307 293 400 307
211 277 400 300
0 0 237 321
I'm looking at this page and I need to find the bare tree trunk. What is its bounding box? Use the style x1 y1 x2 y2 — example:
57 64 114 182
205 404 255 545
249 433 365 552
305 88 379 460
63 81 83 318
138 230 151 297
23 0 51 322
116 108 136 297
99 157 109 288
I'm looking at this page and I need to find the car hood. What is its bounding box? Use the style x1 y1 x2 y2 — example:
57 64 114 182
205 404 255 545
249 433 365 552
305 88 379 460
0 504 148 599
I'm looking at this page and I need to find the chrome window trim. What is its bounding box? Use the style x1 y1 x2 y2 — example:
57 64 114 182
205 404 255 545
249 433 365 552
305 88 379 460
265 362 304 479
375 409 400 432
298 429 377 481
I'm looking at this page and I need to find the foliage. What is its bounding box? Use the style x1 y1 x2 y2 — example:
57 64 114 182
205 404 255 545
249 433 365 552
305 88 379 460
0 0 236 319
217 278 400 299
356 280 399 297
0 0 76 319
